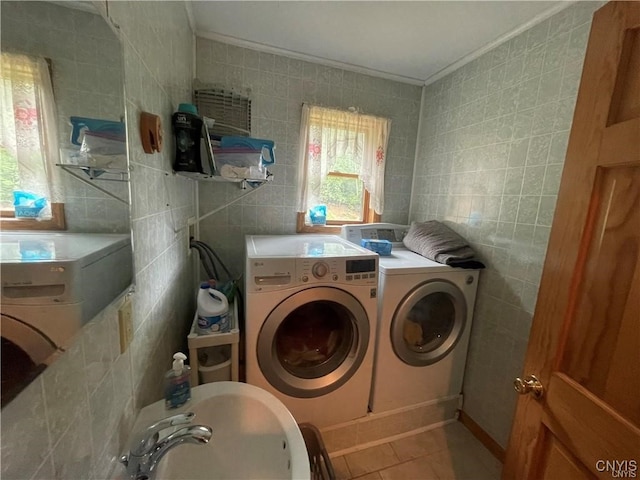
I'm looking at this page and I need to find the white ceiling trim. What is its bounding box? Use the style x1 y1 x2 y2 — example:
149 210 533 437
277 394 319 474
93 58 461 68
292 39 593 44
423 1 577 86
184 2 196 33
50 1 97 14
196 30 425 86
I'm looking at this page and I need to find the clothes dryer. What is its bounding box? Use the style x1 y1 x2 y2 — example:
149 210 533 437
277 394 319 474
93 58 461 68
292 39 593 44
245 235 378 427
1 232 132 406
341 224 480 413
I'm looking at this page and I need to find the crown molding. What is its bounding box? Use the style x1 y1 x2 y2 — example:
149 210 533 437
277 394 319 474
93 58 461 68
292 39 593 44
196 30 424 86
195 1 578 87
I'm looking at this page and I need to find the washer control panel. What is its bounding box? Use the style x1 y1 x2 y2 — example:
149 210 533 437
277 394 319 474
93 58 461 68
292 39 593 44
311 261 329 279
299 257 377 286
249 255 378 291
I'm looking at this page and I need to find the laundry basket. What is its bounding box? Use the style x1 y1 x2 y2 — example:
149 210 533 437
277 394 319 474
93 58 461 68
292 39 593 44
298 423 335 480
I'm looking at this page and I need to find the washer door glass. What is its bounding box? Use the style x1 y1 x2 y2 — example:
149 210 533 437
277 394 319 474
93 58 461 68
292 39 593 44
276 301 354 379
391 280 467 366
258 287 370 398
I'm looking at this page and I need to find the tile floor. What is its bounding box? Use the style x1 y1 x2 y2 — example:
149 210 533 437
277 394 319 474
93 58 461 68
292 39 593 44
330 422 502 480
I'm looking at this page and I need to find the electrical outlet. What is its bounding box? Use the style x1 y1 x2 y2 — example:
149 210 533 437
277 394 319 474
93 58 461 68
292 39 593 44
118 296 133 353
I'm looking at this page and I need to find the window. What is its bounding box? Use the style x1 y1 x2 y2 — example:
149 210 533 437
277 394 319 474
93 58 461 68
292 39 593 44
296 104 391 233
0 52 64 229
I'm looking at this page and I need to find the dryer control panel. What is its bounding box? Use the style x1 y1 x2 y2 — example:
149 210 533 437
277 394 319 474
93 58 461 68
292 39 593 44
340 223 408 246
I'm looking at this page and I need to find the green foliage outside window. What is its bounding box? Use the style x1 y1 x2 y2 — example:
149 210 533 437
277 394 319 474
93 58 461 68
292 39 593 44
317 152 363 221
320 176 363 221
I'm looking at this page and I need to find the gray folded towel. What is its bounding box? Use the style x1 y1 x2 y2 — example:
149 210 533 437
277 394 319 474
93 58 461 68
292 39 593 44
403 221 485 269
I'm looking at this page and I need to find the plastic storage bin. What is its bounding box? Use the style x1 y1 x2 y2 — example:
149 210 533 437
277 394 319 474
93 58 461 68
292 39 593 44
309 205 327 225
14 205 45 218
187 299 240 386
198 345 232 383
219 136 276 165
360 239 393 256
214 149 266 180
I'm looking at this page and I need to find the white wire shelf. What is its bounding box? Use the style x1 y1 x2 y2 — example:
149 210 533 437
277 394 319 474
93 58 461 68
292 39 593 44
56 163 129 205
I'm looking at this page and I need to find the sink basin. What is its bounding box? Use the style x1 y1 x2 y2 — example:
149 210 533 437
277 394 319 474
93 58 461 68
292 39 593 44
127 382 310 480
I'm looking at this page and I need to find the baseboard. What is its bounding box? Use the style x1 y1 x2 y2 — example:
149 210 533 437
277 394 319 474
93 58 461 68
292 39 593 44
327 419 457 458
320 396 461 455
459 410 506 463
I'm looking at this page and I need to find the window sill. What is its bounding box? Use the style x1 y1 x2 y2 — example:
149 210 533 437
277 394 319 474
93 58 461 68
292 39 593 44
0 203 66 231
295 211 381 234
297 224 343 234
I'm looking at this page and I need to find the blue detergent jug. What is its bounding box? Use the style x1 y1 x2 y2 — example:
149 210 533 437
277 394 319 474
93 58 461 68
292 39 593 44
219 136 276 165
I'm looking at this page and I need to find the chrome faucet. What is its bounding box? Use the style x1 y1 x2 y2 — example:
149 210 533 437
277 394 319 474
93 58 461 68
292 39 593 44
120 412 213 480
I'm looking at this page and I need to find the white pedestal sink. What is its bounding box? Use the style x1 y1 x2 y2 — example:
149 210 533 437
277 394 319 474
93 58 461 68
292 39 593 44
126 382 310 480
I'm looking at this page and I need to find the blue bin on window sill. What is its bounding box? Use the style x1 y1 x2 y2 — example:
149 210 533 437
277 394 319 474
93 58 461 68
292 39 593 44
14 205 45 218
309 205 327 225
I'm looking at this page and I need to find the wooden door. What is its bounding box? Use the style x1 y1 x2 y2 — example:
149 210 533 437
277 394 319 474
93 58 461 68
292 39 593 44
503 2 640 479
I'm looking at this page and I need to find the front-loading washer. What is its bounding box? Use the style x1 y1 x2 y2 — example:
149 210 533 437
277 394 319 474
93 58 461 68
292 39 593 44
244 234 378 428
341 224 480 414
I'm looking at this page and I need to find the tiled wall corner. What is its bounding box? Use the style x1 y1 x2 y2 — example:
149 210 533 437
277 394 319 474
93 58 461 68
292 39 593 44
108 0 196 471
410 2 602 447
195 39 422 278
0 2 196 479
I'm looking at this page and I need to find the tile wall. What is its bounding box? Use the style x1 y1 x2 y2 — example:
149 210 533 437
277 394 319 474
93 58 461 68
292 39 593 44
0 1 196 479
410 2 601 447
1 1 129 233
195 38 422 278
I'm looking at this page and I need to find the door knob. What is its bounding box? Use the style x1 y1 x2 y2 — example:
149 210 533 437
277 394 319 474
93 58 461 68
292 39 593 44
513 374 544 398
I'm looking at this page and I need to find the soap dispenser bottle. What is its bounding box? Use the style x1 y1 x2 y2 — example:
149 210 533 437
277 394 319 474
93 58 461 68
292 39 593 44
165 352 191 409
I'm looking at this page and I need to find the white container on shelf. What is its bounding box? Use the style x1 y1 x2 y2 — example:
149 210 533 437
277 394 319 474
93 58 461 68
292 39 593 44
198 345 232 383
196 284 229 335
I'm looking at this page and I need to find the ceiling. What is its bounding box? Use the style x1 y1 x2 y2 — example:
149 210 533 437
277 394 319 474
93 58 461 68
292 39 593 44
192 1 569 85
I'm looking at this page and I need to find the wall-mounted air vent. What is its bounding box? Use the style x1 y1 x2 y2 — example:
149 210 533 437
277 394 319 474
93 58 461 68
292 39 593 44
194 88 251 138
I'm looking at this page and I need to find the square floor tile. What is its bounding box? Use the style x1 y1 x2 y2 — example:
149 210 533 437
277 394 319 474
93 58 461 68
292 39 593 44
345 443 399 478
426 444 497 480
391 430 448 461
332 455 351 480
352 472 383 480
379 455 440 480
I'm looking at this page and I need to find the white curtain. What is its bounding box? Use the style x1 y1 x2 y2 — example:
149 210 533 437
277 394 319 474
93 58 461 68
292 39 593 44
296 104 391 215
0 52 59 208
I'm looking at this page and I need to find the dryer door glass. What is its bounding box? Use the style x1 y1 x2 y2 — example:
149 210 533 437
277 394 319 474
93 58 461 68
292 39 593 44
257 287 370 398
391 280 467 366
404 292 455 353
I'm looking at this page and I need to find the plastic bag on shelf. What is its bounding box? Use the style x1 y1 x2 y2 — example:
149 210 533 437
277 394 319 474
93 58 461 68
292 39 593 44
80 131 127 168
213 148 266 180
69 116 125 146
